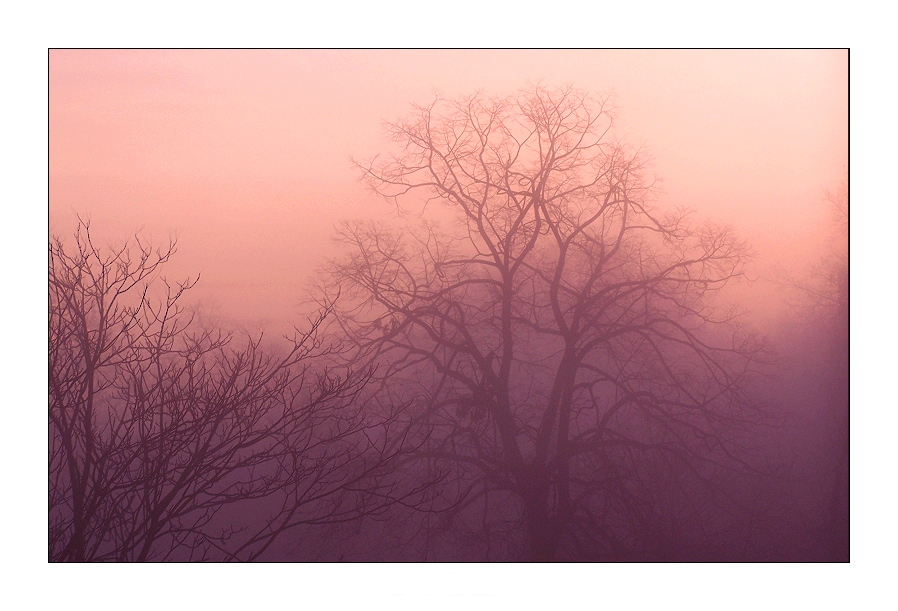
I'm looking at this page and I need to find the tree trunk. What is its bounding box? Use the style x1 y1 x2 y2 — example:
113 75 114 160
520 470 556 562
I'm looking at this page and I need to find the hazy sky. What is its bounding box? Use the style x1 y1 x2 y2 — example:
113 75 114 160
49 49 847 329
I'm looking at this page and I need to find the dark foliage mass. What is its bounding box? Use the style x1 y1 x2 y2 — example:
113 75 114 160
49 87 848 562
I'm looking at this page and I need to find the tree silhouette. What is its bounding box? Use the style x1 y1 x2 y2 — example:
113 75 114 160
780 179 849 560
49 219 423 561
323 86 768 560
819 180 849 560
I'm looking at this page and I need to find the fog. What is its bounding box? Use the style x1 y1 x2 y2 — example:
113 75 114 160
49 49 847 562
50 50 846 328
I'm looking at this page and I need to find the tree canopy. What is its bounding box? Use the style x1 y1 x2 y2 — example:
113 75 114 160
323 86 768 560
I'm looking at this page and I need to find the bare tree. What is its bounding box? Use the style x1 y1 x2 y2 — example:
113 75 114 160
323 86 768 560
780 179 848 560
49 220 422 561
789 180 848 322
819 180 849 559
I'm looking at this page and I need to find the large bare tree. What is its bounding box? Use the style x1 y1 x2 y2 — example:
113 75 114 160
324 86 768 560
49 220 422 561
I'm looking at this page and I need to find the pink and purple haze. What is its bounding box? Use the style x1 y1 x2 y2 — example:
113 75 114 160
50 50 847 329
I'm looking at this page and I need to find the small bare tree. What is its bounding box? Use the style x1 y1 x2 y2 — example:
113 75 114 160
49 220 421 561
324 86 769 560
780 179 848 560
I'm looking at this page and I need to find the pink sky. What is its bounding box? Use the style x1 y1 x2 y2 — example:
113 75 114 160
49 50 847 329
